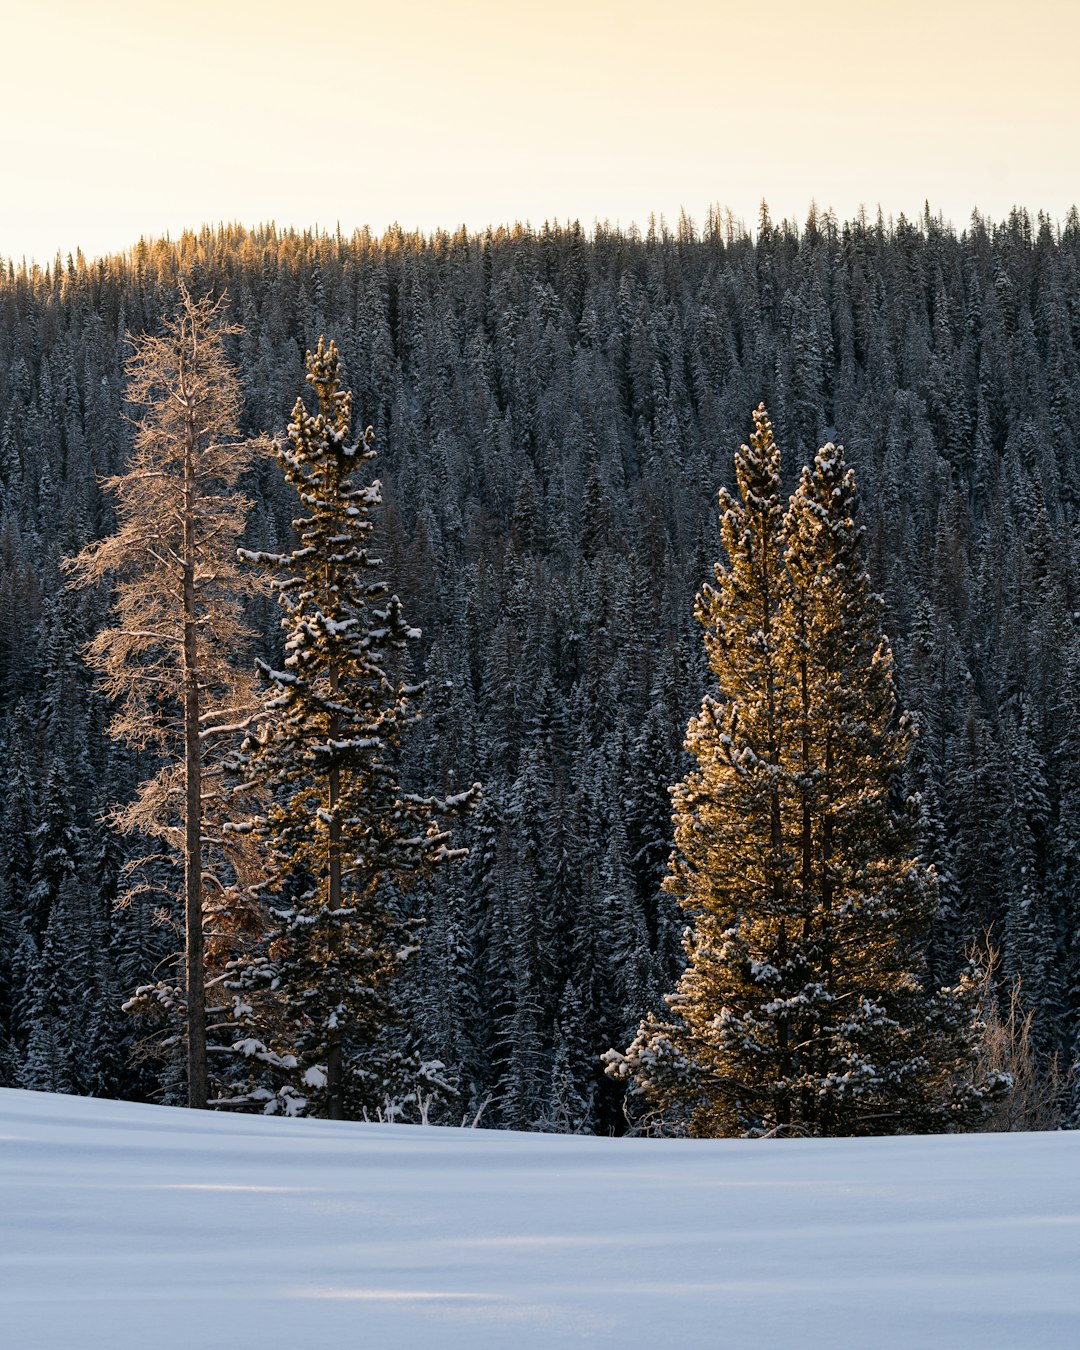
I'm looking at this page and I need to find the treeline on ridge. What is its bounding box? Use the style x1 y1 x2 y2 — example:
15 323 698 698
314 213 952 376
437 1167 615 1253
0 204 1078 1130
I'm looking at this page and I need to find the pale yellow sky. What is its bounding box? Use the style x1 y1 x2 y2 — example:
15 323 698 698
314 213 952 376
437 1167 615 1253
3 0 1077 264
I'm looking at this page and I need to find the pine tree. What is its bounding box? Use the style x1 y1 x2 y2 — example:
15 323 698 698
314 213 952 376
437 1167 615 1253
605 406 795 1134
781 440 989 1134
19 874 98 1094
228 338 478 1120
26 759 83 941
543 980 595 1133
608 409 993 1137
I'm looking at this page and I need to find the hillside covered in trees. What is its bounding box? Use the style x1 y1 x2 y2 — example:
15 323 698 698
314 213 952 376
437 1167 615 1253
1 205 1078 1130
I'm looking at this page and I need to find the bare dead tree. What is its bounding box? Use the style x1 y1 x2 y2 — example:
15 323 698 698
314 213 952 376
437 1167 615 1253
68 285 266 1110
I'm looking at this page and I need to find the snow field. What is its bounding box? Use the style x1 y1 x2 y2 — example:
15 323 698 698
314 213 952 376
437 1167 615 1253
1 1087 1078 1349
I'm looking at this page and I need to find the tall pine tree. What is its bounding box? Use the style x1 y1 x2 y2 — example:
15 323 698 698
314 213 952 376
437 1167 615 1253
609 408 994 1136
228 339 478 1120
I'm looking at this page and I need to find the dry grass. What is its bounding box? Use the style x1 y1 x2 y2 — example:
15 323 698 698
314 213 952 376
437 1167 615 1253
974 942 1069 1132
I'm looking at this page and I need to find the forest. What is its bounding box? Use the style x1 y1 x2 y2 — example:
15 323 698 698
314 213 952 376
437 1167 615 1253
1 203 1078 1132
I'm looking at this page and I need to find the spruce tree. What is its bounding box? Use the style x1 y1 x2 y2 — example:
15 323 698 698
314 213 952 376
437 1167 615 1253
606 405 797 1134
608 409 993 1137
781 441 989 1133
228 338 478 1120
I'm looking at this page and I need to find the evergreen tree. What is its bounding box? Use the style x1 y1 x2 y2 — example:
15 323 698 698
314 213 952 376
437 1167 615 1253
19 874 97 1094
781 439 991 1133
609 410 994 1136
26 759 83 941
228 338 478 1120
606 406 794 1133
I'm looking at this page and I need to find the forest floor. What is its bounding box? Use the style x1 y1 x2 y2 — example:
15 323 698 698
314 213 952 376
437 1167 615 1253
1 1086 1078 1348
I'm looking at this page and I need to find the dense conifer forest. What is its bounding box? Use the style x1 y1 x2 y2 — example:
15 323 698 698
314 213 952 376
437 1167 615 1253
1 205 1078 1130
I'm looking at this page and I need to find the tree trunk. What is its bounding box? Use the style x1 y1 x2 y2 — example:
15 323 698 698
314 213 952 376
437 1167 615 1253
799 643 814 1128
761 521 790 1128
326 664 344 1120
182 417 208 1111
819 731 835 1135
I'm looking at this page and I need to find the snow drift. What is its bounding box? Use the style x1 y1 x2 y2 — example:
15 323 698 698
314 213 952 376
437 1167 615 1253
1 1087 1077 1348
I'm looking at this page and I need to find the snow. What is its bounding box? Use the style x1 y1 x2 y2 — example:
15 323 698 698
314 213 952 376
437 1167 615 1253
1 1088 1078 1350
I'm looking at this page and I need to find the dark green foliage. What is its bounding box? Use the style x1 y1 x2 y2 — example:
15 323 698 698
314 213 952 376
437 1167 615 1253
227 339 478 1119
0 210 1077 1128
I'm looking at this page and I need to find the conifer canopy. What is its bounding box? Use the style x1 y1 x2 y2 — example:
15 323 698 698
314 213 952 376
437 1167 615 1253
228 338 478 1119
608 406 995 1137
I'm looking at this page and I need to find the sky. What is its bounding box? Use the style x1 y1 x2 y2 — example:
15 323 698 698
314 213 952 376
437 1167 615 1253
3 0 1078 265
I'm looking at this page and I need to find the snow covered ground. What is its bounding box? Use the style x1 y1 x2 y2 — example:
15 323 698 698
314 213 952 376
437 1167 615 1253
1 1087 1078 1349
